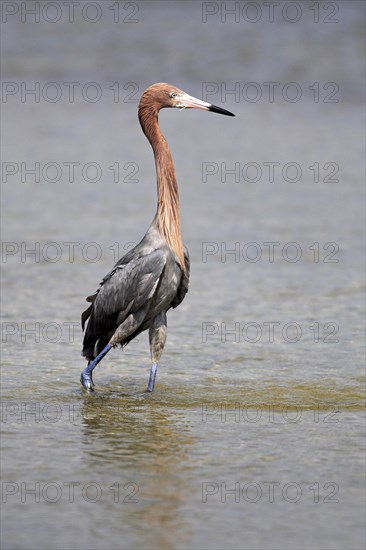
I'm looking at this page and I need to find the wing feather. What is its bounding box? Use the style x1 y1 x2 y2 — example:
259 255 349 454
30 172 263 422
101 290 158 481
82 249 167 342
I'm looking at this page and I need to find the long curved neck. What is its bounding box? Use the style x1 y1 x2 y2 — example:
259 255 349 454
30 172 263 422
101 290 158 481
138 104 185 271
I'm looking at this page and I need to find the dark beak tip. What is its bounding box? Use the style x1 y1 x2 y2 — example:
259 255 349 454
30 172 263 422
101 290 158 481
208 104 235 117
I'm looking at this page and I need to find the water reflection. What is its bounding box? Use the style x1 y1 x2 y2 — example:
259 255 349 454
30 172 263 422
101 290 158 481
80 389 195 548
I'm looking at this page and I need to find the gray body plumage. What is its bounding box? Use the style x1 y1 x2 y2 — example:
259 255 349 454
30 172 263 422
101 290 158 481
81 220 190 362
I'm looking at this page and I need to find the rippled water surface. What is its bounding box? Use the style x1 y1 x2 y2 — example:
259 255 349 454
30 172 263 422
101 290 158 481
1 2 365 549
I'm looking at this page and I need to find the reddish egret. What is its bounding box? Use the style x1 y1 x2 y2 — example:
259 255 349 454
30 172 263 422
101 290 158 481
80 83 234 391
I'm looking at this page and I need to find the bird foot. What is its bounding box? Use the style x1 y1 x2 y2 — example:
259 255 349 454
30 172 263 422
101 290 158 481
79 344 112 391
80 370 95 391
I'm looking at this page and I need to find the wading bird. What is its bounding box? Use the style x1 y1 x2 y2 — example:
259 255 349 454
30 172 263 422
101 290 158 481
80 83 234 392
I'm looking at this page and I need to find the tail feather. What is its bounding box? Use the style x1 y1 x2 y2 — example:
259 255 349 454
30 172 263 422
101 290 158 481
81 289 101 360
81 289 99 331
81 304 92 331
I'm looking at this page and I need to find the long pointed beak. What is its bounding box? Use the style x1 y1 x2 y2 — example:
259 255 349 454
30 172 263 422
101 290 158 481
180 93 235 117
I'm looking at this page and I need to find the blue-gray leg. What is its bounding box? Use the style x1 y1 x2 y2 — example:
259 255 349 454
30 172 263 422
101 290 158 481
80 343 112 390
81 312 146 390
147 363 157 392
147 312 167 392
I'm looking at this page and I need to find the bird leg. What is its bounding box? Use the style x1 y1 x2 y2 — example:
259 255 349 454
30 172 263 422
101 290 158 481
147 312 167 392
81 312 146 391
80 343 112 390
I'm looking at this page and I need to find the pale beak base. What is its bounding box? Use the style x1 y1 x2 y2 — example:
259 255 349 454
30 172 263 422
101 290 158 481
180 93 235 117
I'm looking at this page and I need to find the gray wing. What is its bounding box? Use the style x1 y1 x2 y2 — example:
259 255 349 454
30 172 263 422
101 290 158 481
82 249 166 355
171 247 190 308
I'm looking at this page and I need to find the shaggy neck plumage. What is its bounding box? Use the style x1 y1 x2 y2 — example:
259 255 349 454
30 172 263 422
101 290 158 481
138 102 185 271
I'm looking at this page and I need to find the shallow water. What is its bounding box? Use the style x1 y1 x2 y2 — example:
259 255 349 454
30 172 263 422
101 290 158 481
1 1 365 549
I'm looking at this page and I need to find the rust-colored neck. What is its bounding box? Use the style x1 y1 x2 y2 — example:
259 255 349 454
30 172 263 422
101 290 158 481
138 102 185 271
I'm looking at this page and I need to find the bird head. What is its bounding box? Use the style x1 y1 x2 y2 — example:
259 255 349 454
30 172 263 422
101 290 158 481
140 83 235 117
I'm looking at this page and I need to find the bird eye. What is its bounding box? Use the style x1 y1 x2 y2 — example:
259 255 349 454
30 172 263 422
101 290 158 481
170 92 177 98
